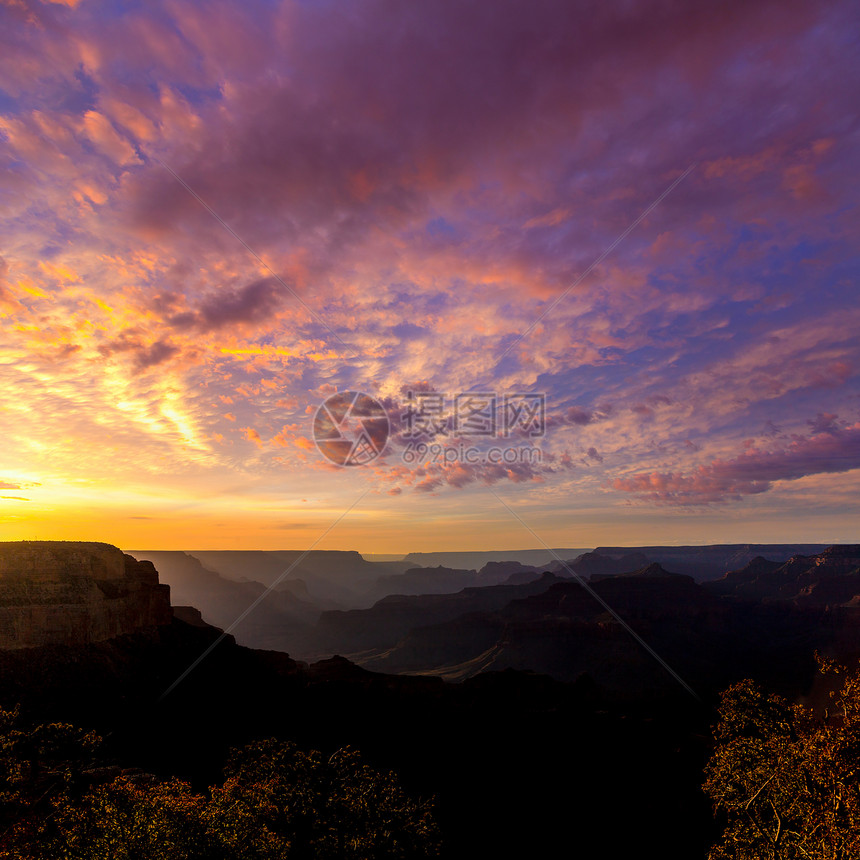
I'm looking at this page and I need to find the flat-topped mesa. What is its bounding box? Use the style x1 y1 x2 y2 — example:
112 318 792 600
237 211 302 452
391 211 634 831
0 541 171 650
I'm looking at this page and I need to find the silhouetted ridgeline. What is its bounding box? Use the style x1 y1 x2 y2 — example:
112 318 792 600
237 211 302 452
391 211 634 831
594 543 831 580
706 545 860 605
125 544 849 672
401 548 591 569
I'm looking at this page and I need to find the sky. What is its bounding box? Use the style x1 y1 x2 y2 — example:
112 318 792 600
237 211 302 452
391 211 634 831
0 0 859 552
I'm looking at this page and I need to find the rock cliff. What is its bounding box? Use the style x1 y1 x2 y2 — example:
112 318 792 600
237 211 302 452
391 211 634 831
0 541 171 649
707 545 860 606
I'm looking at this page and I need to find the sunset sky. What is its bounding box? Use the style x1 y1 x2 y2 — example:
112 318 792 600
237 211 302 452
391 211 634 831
1 0 859 552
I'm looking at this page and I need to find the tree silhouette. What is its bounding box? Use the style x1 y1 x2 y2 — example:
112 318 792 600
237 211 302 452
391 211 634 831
0 715 440 859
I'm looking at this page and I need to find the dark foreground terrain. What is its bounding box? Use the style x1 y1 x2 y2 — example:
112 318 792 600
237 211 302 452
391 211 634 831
0 617 719 858
2 544 860 857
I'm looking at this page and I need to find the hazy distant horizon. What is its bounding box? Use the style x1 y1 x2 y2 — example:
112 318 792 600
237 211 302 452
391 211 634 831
123 539 858 559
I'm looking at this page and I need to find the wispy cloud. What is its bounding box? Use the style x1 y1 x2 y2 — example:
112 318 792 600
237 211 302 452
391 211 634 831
0 0 857 545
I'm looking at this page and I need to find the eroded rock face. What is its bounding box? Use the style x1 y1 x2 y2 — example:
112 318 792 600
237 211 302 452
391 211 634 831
0 541 171 649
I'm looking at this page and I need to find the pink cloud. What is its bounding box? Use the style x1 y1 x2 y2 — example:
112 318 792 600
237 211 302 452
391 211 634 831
0 480 40 491
80 110 140 166
0 257 17 308
613 420 860 505
409 459 550 493
294 436 316 452
241 427 264 447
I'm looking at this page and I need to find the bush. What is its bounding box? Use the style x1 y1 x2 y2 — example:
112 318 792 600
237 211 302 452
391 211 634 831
0 714 440 860
704 659 860 859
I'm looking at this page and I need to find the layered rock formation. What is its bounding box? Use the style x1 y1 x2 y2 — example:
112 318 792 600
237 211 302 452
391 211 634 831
311 572 564 658
0 541 171 649
707 545 860 606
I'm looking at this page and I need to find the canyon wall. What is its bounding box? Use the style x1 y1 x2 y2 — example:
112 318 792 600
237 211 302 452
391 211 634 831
0 541 171 649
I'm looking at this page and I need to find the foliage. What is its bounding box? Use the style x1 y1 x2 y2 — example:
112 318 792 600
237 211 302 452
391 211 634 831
31 776 211 860
0 705 102 845
704 659 860 859
207 740 441 859
0 710 440 859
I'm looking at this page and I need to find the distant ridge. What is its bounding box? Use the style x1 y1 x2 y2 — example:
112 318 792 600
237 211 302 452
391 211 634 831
127 550 413 606
551 551 651 580
707 545 860 606
590 561 685 582
593 544 833 581
401 548 592 569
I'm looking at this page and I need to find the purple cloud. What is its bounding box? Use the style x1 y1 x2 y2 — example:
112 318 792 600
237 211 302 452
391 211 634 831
614 421 860 505
168 278 285 332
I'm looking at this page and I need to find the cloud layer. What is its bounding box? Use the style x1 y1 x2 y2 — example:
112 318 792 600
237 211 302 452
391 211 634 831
0 0 858 544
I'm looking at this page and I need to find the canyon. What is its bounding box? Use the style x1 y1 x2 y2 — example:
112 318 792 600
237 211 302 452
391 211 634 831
0 541 171 649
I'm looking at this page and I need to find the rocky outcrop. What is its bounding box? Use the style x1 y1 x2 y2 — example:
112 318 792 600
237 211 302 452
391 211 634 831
0 541 171 649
